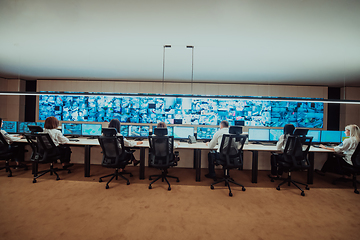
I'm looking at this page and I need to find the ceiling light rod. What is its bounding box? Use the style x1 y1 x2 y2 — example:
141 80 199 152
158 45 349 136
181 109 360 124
162 45 172 93
186 46 194 94
1 91 360 104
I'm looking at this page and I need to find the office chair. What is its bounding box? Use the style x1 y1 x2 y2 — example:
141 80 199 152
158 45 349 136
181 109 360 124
332 143 360 194
148 135 179 191
31 133 71 183
276 135 313 196
210 134 247 197
0 132 28 177
98 135 133 189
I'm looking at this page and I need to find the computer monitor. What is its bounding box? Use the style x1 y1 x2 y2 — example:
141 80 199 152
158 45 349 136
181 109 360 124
307 130 321 143
269 129 283 142
196 127 218 140
320 130 341 144
62 123 82 136
81 123 102 137
173 126 195 139
18 122 36 134
36 122 45 128
234 120 245 126
120 125 129 137
2 121 17 134
341 131 349 142
248 128 270 142
128 125 150 137
152 126 173 136
229 126 243 135
102 128 117 137
153 127 168 136
28 125 43 133
293 128 309 136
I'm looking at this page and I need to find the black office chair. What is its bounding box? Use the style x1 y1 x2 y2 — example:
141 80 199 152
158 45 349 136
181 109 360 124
332 143 360 194
31 133 71 183
276 135 313 196
0 132 28 177
210 134 247 197
148 135 179 191
98 135 133 189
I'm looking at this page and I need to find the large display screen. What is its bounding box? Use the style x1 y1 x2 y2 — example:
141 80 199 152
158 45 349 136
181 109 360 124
2 121 18 133
38 94 324 128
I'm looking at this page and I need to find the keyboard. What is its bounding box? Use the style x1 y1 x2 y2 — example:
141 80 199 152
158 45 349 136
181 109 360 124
69 139 80 142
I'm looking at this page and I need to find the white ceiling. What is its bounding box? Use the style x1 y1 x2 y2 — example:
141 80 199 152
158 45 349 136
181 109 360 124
1 0 360 87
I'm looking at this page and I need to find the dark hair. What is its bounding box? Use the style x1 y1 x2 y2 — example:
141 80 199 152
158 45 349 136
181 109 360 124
109 119 121 133
284 124 295 135
220 120 229 128
44 117 59 129
157 122 166 128
0 118 2 126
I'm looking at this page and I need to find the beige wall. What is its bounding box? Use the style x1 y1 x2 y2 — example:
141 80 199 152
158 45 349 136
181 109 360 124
0 78 26 121
340 87 360 130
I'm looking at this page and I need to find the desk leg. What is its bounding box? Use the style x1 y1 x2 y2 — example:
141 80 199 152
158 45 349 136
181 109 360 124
140 148 145 180
307 152 314 184
251 151 258 183
84 145 91 177
194 149 201 182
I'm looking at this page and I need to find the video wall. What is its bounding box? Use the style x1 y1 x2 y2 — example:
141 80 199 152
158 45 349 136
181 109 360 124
38 94 324 128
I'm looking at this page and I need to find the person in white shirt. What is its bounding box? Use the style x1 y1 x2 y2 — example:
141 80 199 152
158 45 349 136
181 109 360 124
43 117 73 169
205 120 229 179
0 118 25 167
317 124 360 175
269 124 295 179
108 119 143 166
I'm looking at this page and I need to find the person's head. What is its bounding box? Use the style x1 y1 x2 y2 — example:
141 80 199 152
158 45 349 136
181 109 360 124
345 124 360 142
283 124 295 135
220 120 229 129
44 117 59 129
157 122 166 128
109 119 121 133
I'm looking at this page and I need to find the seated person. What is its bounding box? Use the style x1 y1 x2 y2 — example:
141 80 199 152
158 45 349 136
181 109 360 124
43 117 73 169
157 122 166 128
0 117 25 167
205 120 229 180
317 124 360 176
269 124 295 179
108 119 143 166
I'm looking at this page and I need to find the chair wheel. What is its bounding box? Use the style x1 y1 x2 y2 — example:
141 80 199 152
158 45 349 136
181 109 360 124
276 186 280 191
242 187 246 191
106 185 109 189
99 179 103 182
210 185 214 190
56 177 60 181
355 190 359 194
168 187 171 191
8 173 12 177
305 186 310 190
229 192 233 197
301 191 305 196
33 179 37 183
176 179 180 182
127 182 130 185
149 185 152 189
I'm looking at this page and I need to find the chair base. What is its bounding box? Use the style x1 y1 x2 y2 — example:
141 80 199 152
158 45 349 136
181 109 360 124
149 169 179 191
33 163 71 183
332 175 360 194
211 175 246 197
99 168 133 189
0 160 27 177
276 172 309 196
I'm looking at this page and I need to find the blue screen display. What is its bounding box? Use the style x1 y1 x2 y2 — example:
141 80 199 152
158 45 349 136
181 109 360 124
128 125 150 137
2 121 18 133
307 130 321 143
81 124 102 136
269 129 283 142
152 126 173 136
120 125 129 137
248 128 270 142
62 123 82 136
18 122 37 133
173 126 194 139
197 127 219 140
320 130 341 143
38 94 324 128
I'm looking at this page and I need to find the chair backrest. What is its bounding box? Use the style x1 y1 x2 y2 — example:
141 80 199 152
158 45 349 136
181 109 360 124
98 135 127 167
351 142 360 168
219 134 247 168
148 135 174 167
283 135 313 169
33 133 59 163
24 133 39 161
154 127 168 136
0 132 10 153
